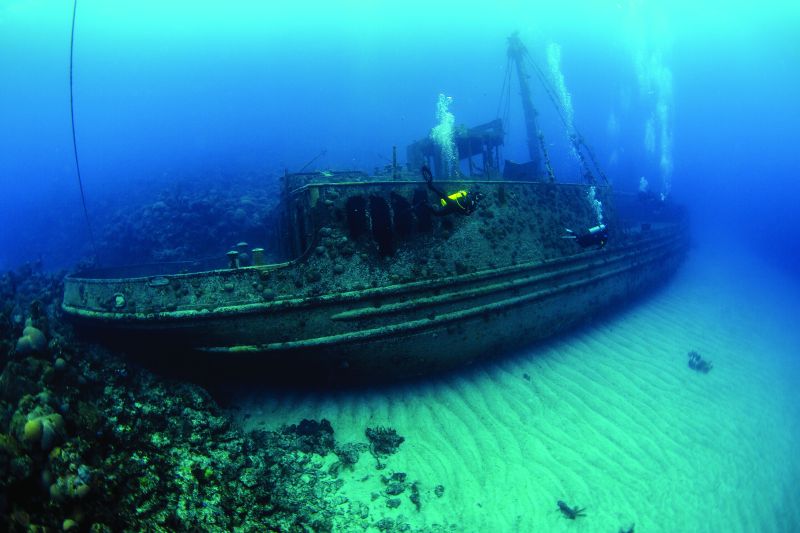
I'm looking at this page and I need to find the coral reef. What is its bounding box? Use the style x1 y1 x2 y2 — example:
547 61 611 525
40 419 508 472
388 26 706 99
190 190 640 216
0 264 452 532
93 172 281 267
282 418 335 455
14 326 46 355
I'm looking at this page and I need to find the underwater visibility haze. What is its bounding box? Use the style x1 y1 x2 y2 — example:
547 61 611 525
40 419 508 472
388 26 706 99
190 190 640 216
0 1 799 531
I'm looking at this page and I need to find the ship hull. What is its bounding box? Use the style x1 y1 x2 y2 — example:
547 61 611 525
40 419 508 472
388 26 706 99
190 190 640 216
63 223 686 379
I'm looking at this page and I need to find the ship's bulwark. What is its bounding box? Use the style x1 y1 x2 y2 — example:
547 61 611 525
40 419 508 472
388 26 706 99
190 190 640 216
62 178 687 381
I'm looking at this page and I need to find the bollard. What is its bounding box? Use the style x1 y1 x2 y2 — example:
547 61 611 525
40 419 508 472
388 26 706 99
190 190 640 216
252 248 265 266
227 250 240 269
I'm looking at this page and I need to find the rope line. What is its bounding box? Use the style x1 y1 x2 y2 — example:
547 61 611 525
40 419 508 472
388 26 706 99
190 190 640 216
69 0 97 258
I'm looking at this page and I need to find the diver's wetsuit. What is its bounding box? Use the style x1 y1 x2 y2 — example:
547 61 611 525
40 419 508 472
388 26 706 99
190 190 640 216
422 165 478 216
564 224 609 249
575 228 608 248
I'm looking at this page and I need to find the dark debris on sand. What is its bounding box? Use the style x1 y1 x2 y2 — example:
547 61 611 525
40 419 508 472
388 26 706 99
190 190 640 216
366 426 405 457
687 350 713 373
0 263 454 532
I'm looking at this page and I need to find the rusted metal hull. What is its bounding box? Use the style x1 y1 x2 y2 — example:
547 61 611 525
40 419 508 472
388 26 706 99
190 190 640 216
63 223 686 378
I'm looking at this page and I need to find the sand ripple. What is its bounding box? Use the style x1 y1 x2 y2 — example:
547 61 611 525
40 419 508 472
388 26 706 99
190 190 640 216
234 252 800 532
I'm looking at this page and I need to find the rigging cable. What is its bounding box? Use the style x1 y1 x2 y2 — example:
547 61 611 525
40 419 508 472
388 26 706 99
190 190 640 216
538 131 556 183
502 64 512 140
494 57 514 172
495 58 510 119
496 57 513 130
523 49 608 185
298 148 328 173
69 0 97 259
575 133 608 185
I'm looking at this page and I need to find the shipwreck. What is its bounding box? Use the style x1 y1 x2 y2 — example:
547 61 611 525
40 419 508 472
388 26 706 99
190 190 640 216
62 35 688 379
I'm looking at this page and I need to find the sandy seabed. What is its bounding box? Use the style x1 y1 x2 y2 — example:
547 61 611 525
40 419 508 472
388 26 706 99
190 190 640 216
235 245 800 532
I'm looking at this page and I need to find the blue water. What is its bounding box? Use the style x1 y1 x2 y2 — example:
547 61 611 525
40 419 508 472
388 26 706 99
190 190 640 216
3 3 800 530
0 2 798 272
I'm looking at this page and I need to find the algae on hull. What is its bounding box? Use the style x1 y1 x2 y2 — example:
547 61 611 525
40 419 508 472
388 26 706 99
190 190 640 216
64 177 618 317
61 169 687 381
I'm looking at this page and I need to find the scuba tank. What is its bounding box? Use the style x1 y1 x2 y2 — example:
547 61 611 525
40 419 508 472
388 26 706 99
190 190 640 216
586 224 606 235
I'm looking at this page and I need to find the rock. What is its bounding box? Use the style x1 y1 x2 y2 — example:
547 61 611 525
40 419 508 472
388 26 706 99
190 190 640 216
334 443 363 467
21 413 64 451
365 426 404 457
75 483 90 498
0 362 40 403
15 326 47 355
409 482 421 511
23 419 42 444
385 482 404 496
0 432 32 481
40 413 64 451
282 419 335 456
688 350 713 373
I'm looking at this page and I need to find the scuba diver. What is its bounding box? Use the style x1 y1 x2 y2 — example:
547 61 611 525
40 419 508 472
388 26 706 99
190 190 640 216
421 165 482 216
563 224 609 249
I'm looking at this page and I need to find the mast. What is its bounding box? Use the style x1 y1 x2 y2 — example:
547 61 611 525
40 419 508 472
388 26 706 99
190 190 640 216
507 33 542 172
